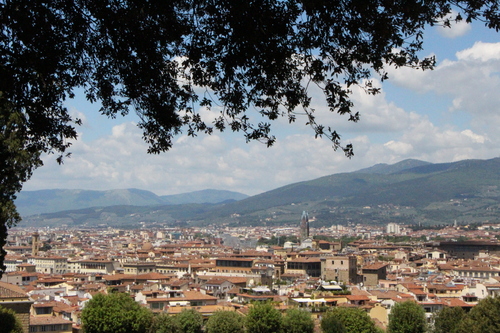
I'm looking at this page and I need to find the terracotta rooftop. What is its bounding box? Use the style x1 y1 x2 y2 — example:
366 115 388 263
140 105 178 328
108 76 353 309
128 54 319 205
363 263 388 270
0 281 28 299
30 316 73 325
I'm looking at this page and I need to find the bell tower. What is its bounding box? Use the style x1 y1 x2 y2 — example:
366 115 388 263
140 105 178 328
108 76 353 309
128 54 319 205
32 232 40 256
299 211 309 241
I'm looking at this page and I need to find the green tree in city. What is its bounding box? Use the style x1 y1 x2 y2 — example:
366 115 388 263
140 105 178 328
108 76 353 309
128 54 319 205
246 301 283 333
81 292 153 333
205 310 245 333
176 308 203 333
431 306 466 333
321 307 377 333
0 305 23 333
453 295 500 333
387 301 426 333
453 316 480 333
150 313 181 333
282 308 314 333
321 314 346 333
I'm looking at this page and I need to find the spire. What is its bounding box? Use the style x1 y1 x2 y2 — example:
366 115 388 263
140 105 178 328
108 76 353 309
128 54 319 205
299 211 309 241
301 211 309 222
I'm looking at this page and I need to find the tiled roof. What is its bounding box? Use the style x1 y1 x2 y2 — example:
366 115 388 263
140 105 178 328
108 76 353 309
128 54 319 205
30 316 73 325
0 281 28 299
363 263 388 270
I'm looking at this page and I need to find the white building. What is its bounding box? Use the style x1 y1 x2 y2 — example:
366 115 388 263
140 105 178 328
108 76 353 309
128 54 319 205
67 260 117 275
27 256 68 274
386 223 401 234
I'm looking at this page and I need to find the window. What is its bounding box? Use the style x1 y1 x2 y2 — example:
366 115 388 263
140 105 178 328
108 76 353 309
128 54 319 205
36 307 52 315
151 302 164 310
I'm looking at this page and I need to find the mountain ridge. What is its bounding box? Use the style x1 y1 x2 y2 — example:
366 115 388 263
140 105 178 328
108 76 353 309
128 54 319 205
16 188 248 216
19 157 500 228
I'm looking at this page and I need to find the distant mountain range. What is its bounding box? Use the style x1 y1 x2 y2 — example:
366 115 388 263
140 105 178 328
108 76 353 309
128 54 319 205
16 188 249 216
18 158 500 228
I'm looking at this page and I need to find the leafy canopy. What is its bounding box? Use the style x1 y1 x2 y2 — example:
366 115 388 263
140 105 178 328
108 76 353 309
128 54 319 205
431 306 466 333
321 307 378 333
454 295 500 333
205 310 245 333
321 314 347 333
387 301 426 333
2 0 500 158
0 95 42 272
0 305 23 333
246 301 283 333
282 308 314 333
150 313 181 333
81 292 153 333
176 308 203 333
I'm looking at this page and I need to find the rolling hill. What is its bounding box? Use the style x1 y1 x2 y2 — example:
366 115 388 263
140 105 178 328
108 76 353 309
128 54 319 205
19 158 500 228
16 188 248 216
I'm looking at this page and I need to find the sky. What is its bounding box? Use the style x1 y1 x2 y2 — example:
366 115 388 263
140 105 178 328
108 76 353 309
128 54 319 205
23 17 500 197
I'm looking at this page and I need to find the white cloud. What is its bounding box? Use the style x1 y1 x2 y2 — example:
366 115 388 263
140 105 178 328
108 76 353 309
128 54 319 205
384 141 414 155
21 40 500 198
436 10 472 38
388 42 500 119
456 41 500 61
25 108 495 197
461 129 486 144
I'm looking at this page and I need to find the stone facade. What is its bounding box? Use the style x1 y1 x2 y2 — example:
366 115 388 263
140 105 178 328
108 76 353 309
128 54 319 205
0 281 33 333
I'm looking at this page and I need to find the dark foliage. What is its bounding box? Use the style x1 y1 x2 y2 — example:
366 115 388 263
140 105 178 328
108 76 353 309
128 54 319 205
0 305 23 333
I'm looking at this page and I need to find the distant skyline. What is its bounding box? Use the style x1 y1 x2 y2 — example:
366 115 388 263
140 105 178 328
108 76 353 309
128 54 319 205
23 19 500 197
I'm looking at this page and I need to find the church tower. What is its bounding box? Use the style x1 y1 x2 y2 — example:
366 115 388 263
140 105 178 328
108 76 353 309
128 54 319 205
299 211 309 241
32 232 40 256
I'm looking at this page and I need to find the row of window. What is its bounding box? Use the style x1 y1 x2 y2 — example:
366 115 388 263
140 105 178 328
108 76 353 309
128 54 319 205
458 271 499 277
287 262 320 270
216 260 252 268
30 324 71 332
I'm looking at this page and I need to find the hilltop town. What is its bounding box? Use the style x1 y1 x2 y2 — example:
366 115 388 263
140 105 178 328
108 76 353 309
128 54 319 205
3 212 500 333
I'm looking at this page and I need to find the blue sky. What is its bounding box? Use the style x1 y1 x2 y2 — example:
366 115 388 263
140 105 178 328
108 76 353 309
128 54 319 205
23 18 500 197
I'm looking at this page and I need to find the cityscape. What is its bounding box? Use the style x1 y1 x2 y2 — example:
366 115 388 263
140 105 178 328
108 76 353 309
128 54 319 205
3 1 500 333
3 209 500 332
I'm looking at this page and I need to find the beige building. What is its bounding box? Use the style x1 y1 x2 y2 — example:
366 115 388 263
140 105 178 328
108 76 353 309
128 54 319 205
362 263 388 287
27 256 68 274
285 257 321 277
321 256 358 283
367 302 389 327
122 262 157 274
30 302 72 333
215 258 255 274
67 259 116 275
0 281 33 333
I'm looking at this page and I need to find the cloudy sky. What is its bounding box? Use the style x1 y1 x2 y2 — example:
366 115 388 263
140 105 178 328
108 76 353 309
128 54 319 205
23 18 500 197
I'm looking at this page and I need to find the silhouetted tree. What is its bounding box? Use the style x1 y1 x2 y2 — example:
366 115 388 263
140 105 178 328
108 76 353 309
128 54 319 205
0 305 23 333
